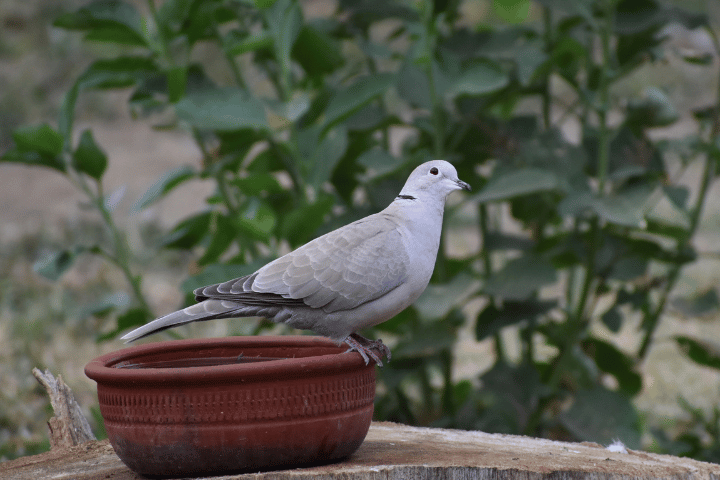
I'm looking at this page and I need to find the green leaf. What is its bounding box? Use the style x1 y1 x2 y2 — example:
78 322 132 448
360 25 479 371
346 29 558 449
484 254 557 300
292 24 344 77
77 57 159 91
397 62 431 109
324 74 394 130
266 0 303 70
133 166 197 211
59 83 80 143
559 184 654 228
473 169 560 203
682 53 713 65
82 292 131 319
156 0 195 31
175 88 268 131
99 307 152 342
626 87 678 129
484 232 535 252
478 361 544 432
83 26 147 45
72 130 107 180
595 185 655 227
583 338 642 395
182 260 269 294
675 336 720 370
672 290 720 317
516 41 548 86
644 218 689 241
232 173 283 196
309 125 348 189
559 386 641 448
448 62 509 97
357 148 405 180
663 185 689 210
535 0 594 23
608 255 647 282
601 307 623 333
493 0 531 24
415 273 481 321
236 200 277 241
391 312 461 357
167 66 188 103
53 0 146 47
280 195 335 246
255 0 280 9
345 103 391 131
33 247 86 281
116 308 149 331
224 30 273 56
12 124 64 156
476 299 556 341
2 124 66 172
162 212 212 249
1 149 65 173
267 93 311 122
199 214 236 266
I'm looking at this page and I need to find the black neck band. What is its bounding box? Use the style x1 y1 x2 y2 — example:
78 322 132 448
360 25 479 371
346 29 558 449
397 194 416 200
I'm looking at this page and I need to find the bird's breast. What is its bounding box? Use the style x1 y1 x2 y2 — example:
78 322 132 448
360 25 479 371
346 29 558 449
398 212 443 288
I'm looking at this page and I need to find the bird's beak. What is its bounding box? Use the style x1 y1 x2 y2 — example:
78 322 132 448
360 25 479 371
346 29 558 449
456 179 471 192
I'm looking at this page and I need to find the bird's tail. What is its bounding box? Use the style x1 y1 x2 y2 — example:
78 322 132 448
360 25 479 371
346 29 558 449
120 300 260 343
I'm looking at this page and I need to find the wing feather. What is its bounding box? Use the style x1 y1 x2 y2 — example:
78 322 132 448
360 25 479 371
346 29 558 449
191 213 409 313
252 213 409 312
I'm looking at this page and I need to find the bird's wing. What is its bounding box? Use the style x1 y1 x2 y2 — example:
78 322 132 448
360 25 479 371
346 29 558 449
195 213 410 313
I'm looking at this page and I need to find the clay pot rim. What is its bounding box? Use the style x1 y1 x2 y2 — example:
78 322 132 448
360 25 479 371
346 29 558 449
85 335 366 387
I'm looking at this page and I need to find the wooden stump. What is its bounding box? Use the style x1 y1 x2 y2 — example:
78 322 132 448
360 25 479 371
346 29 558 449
31 368 95 449
1 421 718 480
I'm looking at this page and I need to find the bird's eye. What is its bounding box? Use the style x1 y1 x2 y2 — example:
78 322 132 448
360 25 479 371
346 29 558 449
430 167 439 175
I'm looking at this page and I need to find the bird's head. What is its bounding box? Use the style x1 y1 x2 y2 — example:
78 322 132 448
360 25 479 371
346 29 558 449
399 160 471 201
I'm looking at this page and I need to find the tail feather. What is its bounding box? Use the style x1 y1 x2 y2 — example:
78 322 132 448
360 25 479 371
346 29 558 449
120 300 263 343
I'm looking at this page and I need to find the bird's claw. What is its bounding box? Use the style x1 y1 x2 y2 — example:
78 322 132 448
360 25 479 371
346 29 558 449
344 333 391 367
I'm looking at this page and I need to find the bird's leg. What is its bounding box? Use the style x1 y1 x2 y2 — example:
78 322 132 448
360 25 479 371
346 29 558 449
351 333 392 361
344 333 391 367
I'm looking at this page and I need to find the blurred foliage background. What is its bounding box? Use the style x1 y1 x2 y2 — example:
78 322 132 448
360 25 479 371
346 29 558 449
3 0 720 464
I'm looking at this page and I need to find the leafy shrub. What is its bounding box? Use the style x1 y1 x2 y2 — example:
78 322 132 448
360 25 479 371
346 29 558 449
3 0 720 458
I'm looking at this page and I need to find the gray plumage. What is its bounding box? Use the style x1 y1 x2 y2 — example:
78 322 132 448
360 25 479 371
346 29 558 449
121 160 470 365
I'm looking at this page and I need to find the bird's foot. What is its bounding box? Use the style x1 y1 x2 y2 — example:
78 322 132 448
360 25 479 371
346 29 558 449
344 333 391 367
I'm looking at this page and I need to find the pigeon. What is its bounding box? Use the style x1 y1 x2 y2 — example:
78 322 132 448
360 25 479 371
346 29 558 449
121 160 471 365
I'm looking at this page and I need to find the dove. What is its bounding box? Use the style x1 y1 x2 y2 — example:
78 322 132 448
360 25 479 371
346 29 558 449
121 160 471 365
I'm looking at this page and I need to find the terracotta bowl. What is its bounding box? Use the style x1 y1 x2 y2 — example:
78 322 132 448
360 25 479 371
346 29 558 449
85 336 376 477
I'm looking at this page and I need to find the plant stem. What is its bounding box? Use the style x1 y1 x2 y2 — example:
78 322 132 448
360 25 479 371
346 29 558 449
542 7 553 130
573 1 614 323
422 0 444 158
418 360 436 419
479 203 507 363
574 219 598 322
638 22 720 360
215 24 247 90
478 204 492 275
596 0 613 195
192 128 241 216
440 349 455 416
545 4 616 400
147 0 173 67
268 140 306 201
72 174 152 316
638 153 714 359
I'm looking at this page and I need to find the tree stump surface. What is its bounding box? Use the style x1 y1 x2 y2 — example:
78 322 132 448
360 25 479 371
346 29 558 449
1 422 718 480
